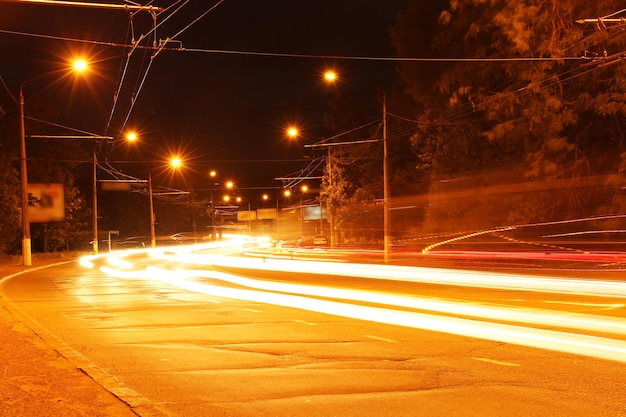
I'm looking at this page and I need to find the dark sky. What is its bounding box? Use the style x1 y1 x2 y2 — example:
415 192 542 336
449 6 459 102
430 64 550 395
1 0 411 194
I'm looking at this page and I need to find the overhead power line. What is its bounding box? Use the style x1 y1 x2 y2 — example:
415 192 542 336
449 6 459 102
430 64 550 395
0 0 163 11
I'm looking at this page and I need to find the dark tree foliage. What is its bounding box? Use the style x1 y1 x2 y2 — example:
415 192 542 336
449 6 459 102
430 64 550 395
0 91 91 255
0 104 22 254
389 0 626 233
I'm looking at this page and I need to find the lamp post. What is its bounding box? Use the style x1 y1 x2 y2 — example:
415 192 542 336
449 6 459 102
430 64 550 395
148 156 183 248
324 71 390 262
19 82 31 266
19 60 89 265
149 172 156 248
92 147 98 253
381 91 390 263
300 185 308 237
209 170 217 239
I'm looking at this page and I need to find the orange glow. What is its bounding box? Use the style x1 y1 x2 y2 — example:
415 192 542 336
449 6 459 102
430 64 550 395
170 157 182 168
287 127 298 138
284 189 291 197
324 71 337 82
72 59 88 72
126 132 138 142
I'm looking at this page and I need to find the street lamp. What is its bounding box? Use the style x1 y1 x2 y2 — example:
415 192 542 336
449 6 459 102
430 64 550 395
91 130 137 254
19 60 88 266
323 71 390 262
148 156 183 248
287 126 299 139
209 170 218 239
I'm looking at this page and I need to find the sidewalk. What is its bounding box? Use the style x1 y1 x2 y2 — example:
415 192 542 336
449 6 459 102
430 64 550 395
0 256 140 417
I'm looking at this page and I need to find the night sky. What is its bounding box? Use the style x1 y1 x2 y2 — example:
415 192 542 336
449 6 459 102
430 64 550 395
1 0 411 195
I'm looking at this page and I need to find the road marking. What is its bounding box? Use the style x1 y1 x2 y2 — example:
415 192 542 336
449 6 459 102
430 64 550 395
364 334 397 343
243 308 260 313
472 357 520 367
293 320 318 326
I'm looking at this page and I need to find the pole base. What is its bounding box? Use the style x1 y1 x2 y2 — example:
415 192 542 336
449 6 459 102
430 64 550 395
22 238 32 266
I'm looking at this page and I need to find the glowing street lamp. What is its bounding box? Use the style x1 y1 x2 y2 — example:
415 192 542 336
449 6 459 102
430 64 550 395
170 156 182 169
324 70 337 82
73 59 88 72
287 126 299 138
126 131 138 142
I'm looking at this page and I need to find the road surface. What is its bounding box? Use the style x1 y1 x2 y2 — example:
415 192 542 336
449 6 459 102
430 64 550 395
2 241 625 416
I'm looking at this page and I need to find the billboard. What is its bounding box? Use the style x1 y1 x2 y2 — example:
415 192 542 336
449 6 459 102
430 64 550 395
257 208 277 220
27 183 65 223
237 210 257 221
304 205 326 221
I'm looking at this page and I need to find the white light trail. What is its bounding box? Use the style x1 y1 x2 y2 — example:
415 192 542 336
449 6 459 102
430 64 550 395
97 264 626 363
149 247 626 297
80 240 626 363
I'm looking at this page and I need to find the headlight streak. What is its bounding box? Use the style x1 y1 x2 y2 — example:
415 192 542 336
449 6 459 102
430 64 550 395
81 240 626 363
98 263 626 363
150 249 626 298
144 266 626 337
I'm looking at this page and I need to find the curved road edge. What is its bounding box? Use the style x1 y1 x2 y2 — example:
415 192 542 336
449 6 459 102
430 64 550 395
0 260 168 417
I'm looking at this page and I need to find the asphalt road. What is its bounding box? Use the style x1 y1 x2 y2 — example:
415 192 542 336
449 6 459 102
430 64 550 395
1 247 625 417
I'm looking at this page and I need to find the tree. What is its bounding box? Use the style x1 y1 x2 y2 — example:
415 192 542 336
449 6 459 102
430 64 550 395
391 0 626 233
0 91 92 254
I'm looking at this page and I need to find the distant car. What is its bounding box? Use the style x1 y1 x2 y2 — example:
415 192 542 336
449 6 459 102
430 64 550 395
109 236 148 250
169 232 212 243
294 236 328 247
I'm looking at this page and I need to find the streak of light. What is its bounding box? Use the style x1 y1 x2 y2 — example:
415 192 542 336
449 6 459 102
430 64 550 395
544 301 624 310
78 257 95 269
149 246 626 297
86 242 626 334
106 253 134 268
167 267 626 336
97 264 626 363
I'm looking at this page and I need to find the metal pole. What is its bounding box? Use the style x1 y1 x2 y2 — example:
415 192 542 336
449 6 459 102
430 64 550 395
19 84 32 266
382 92 390 263
149 173 156 248
327 147 335 249
210 189 216 240
276 197 279 236
319 199 323 236
92 148 98 253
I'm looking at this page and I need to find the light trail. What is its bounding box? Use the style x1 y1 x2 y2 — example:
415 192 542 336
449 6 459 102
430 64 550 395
96 263 626 363
148 245 626 297
79 239 626 363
